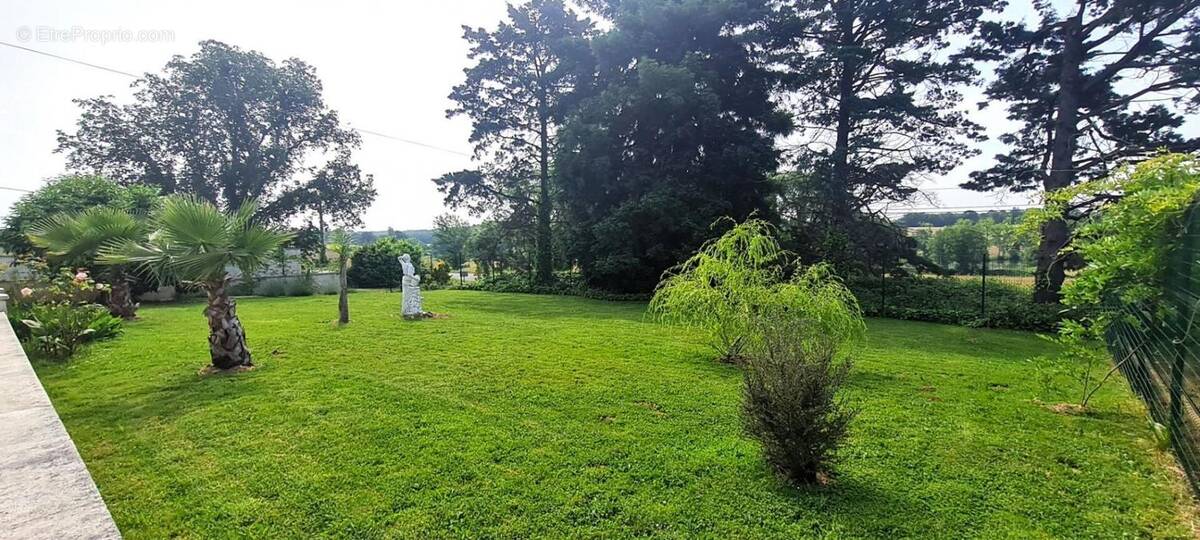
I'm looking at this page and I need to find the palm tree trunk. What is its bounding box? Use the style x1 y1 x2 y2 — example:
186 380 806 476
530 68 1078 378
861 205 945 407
107 269 137 319
204 279 252 369
338 260 350 324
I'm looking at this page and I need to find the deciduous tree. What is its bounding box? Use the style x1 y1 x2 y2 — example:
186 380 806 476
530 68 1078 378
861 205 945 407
57 40 368 223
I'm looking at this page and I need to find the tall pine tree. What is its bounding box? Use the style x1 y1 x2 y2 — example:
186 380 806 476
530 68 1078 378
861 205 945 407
440 0 593 284
963 0 1200 302
764 0 991 269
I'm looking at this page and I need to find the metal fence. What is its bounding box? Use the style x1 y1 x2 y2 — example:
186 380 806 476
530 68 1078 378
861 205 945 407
1107 203 1200 493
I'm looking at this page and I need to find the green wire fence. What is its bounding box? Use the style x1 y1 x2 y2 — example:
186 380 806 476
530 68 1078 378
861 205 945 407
1107 203 1200 494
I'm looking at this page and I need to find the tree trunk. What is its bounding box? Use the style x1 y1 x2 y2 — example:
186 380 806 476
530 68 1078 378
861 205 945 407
317 207 329 266
535 110 554 285
338 260 350 324
204 279 252 369
1035 7 1086 304
106 269 137 319
828 0 857 228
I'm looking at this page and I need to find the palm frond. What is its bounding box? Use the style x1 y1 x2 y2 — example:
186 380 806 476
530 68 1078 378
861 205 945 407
29 207 146 265
154 196 231 251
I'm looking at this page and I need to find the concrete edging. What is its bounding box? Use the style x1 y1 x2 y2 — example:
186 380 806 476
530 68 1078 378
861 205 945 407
0 293 121 539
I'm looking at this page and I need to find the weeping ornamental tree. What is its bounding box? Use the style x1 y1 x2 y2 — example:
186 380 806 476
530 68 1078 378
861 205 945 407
102 197 292 369
650 218 865 484
650 220 789 361
650 219 864 361
27 207 148 319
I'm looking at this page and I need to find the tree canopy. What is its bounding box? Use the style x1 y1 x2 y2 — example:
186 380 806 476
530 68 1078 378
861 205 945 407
1 175 159 257
557 0 790 292
762 0 990 269
56 40 374 224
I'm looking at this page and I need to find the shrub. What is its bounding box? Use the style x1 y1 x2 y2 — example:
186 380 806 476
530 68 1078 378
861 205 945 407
473 271 650 302
348 237 425 289
257 279 288 297
20 303 122 359
7 265 122 359
742 310 856 485
1024 153 1200 407
429 260 452 287
847 275 1066 331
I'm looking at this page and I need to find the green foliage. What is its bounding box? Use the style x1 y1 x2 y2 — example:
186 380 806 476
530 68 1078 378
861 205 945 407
100 196 293 286
925 219 988 273
557 0 788 292
57 40 366 223
27 207 147 266
432 214 472 280
650 219 864 360
1 175 158 257
440 0 593 282
1029 154 1200 309
7 266 121 359
347 237 424 289
1024 154 1200 406
254 277 315 298
472 271 649 301
764 0 990 268
848 275 1065 331
20 303 122 359
326 229 357 265
742 310 856 485
429 260 452 287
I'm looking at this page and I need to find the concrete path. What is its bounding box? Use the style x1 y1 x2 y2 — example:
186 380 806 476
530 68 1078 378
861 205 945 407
0 314 121 539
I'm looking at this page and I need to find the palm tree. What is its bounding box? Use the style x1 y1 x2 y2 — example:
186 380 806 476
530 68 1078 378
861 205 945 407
101 197 292 369
327 229 356 324
28 207 147 319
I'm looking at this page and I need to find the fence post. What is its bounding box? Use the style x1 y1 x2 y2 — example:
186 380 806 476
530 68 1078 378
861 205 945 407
980 249 987 318
879 259 887 317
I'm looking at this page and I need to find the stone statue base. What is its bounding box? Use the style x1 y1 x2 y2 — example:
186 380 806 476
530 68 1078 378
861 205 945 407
401 275 431 319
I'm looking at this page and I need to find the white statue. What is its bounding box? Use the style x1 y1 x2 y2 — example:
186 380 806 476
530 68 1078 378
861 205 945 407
399 254 426 318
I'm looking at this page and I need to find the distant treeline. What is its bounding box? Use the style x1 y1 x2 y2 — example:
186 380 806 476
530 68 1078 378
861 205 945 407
894 209 1027 228
352 229 435 246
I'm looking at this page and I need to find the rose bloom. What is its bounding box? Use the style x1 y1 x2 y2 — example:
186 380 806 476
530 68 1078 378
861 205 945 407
74 271 89 282
20 287 33 298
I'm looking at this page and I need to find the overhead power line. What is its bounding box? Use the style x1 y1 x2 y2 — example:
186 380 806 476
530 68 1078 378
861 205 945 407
0 40 139 78
0 40 472 158
351 127 471 157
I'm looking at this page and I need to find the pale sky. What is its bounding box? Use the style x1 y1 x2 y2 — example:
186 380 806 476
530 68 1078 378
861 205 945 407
0 0 1150 230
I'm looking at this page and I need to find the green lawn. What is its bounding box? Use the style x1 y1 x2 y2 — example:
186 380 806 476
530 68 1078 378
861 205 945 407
35 290 1194 538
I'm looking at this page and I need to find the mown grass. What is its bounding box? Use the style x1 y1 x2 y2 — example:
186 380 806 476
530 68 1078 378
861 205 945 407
35 290 1195 538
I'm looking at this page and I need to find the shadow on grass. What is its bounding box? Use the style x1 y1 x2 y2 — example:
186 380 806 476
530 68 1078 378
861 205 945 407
768 473 926 536
56 363 266 430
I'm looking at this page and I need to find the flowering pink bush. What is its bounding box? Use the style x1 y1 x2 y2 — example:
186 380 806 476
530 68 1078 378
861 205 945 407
5 259 120 359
